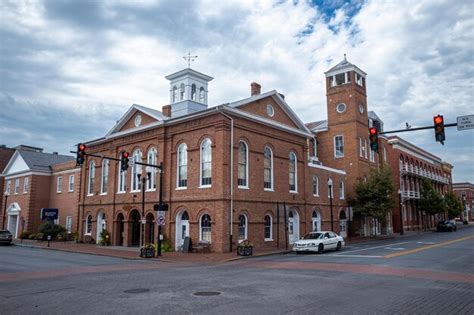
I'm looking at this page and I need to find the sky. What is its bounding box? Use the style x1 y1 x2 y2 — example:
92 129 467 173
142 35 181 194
0 0 473 182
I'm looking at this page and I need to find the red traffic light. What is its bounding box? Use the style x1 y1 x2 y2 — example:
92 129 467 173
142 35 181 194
78 143 86 151
369 127 377 136
122 152 129 158
434 115 443 125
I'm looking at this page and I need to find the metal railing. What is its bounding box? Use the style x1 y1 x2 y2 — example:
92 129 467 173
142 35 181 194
399 164 449 184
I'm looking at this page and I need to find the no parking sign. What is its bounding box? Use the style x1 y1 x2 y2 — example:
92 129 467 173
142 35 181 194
158 215 165 226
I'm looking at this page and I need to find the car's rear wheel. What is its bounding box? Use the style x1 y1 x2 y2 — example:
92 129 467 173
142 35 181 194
317 243 324 254
336 242 342 251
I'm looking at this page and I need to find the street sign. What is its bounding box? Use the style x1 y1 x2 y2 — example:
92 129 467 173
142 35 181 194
158 215 165 226
157 211 165 217
154 203 169 212
128 160 135 166
457 115 474 131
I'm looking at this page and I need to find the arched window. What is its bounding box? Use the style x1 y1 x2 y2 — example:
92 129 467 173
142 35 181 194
100 159 109 194
146 148 157 191
172 85 178 103
238 214 247 241
199 87 205 103
180 83 185 100
87 161 95 195
312 210 321 232
191 84 196 101
85 215 92 235
200 138 212 186
238 141 248 188
131 149 142 191
118 153 126 193
289 152 297 192
177 143 188 188
264 214 272 240
264 147 273 190
312 175 319 196
339 181 344 199
200 214 211 242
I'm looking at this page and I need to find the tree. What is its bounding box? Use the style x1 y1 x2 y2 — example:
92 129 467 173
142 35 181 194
419 179 445 216
353 165 395 226
444 192 463 219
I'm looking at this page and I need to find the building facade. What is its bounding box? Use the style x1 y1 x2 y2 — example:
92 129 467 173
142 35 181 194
452 182 474 221
79 68 348 253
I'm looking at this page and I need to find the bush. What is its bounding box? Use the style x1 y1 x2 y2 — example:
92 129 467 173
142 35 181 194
28 233 36 240
35 233 44 240
99 229 111 246
160 240 172 252
38 221 66 239
20 231 30 239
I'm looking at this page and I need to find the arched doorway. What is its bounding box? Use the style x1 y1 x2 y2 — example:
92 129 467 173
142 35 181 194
145 213 155 244
288 209 300 244
175 210 190 250
129 210 141 247
339 209 347 238
116 213 124 246
7 203 21 238
96 210 106 243
312 210 321 232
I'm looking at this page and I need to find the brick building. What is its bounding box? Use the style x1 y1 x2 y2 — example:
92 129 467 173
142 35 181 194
1 145 79 237
452 182 474 221
79 67 347 253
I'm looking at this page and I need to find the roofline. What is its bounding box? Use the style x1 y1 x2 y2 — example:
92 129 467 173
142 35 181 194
165 68 214 81
325 64 367 77
307 162 346 175
388 136 444 165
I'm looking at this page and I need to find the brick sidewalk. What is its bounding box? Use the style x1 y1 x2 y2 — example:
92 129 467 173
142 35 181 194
12 239 289 263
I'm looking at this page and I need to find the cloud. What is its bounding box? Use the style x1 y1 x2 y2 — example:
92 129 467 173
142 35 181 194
0 0 472 182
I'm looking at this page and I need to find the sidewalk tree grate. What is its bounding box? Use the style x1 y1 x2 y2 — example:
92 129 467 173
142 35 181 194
193 291 221 296
124 288 150 294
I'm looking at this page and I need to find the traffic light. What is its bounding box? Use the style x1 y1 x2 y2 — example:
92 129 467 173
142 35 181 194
369 127 378 152
120 152 130 171
433 115 445 144
76 143 86 165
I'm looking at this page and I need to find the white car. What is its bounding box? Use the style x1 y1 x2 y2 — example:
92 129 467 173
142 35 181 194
293 231 345 254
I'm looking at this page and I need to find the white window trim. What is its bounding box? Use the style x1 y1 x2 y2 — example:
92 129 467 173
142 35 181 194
289 152 298 193
339 181 345 199
264 214 273 241
56 176 62 193
5 180 11 194
68 175 74 192
85 215 92 235
264 146 274 191
146 148 157 192
176 143 188 189
313 175 319 196
199 213 212 243
87 161 95 196
23 177 29 194
199 138 212 188
238 214 248 242
238 141 249 189
66 216 73 233
130 149 142 192
14 178 19 194
117 158 126 193
100 159 109 195
334 135 344 158
359 137 363 157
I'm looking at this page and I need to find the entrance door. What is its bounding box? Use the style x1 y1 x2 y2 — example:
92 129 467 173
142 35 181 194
288 210 299 244
116 214 124 246
175 211 190 251
8 215 19 238
130 210 141 247
312 211 321 232
339 220 347 238
96 212 106 243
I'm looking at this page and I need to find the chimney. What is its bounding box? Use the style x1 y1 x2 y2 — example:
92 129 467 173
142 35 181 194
162 105 172 118
251 82 261 96
52 152 58 155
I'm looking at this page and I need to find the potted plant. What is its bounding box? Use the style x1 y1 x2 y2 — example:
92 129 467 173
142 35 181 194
237 240 253 256
140 244 155 258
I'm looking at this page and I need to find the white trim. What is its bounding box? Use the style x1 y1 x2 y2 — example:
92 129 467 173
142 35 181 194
312 175 319 196
307 163 346 175
175 187 187 191
146 147 157 191
100 159 109 195
289 152 298 193
176 143 188 189
339 181 345 199
87 160 95 196
23 177 29 193
263 146 274 191
68 174 74 192
5 171 51 180
334 135 344 158
56 176 62 193
131 149 142 192
200 138 212 188
237 141 249 189
199 185 211 189
388 137 443 165
264 214 273 241
238 213 248 241
52 168 81 176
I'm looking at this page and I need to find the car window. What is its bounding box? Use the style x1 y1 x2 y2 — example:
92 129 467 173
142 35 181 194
304 233 322 240
324 233 330 238
0 230 11 235
329 232 337 238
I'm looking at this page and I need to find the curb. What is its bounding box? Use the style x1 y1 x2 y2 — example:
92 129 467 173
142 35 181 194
224 250 292 262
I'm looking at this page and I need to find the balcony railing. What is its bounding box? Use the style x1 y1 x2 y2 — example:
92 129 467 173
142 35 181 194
399 164 449 184
400 190 420 200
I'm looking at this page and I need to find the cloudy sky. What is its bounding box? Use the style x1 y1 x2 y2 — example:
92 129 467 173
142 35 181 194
1 0 473 182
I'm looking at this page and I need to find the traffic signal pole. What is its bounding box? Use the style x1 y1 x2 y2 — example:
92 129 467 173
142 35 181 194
379 123 457 135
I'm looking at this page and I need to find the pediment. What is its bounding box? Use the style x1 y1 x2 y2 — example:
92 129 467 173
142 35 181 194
2 152 29 176
106 104 164 136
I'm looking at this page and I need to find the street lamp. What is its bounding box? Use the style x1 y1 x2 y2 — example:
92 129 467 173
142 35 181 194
398 189 404 235
137 172 150 248
328 178 334 232
2 194 8 230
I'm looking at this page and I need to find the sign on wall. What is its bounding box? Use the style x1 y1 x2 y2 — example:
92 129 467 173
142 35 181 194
40 208 59 221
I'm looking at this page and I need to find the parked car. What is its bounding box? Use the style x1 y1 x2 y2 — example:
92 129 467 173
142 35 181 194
0 230 13 245
437 220 457 232
293 231 345 254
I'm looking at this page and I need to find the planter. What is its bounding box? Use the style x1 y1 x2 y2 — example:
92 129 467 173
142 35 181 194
140 247 155 258
237 240 253 256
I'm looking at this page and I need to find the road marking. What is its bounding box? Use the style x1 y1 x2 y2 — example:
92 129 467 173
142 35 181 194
327 254 383 258
384 247 406 250
384 235 474 259
417 242 435 245
337 242 410 254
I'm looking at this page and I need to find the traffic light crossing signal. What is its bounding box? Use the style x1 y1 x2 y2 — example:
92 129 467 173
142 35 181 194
433 115 445 144
76 143 86 166
369 127 378 152
121 152 130 171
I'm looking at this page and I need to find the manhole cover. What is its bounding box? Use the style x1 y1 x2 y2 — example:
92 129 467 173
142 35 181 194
193 291 221 296
124 288 150 294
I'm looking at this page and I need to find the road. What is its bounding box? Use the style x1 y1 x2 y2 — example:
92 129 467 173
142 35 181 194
1 225 473 314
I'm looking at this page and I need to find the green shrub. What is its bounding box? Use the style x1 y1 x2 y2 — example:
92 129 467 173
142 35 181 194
38 221 66 239
99 229 111 246
28 233 36 240
161 240 172 252
20 231 30 239
35 233 44 240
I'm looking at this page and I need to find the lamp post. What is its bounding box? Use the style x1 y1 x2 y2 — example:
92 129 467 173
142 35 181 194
137 172 150 248
328 178 334 232
2 194 8 230
398 190 404 235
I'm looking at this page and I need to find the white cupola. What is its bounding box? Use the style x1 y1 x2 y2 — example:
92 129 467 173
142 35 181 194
164 68 213 118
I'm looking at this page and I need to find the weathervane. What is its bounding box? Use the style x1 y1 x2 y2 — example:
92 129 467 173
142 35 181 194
183 51 198 68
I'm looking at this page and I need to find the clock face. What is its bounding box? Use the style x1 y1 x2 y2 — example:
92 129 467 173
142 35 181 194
336 103 346 113
134 114 142 127
359 104 364 114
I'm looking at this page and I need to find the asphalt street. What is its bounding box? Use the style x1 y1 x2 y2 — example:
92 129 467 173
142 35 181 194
1 225 473 315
